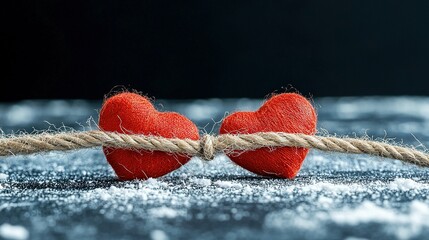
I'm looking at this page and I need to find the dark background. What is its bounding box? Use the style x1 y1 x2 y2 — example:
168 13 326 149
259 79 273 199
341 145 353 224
3 1 429 101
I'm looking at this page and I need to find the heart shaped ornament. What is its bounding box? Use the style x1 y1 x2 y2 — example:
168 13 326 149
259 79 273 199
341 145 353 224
219 93 317 178
99 92 199 180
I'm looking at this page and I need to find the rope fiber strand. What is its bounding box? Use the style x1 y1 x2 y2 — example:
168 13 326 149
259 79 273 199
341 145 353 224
0 130 428 167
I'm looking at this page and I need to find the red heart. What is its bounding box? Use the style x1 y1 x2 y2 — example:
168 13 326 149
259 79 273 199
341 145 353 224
99 92 199 180
219 93 317 179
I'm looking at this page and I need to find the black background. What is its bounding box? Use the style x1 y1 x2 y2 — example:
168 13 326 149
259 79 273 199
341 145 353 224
3 1 429 101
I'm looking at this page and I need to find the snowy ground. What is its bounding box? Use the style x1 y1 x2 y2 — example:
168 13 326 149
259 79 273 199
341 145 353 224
1 97 429 240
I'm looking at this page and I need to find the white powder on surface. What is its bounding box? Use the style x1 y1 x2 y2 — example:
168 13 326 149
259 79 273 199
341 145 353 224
145 178 164 187
329 201 429 240
148 207 181 219
328 201 398 225
0 223 29 240
331 200 429 239
299 181 366 194
214 180 242 189
388 178 423 191
150 229 169 240
0 173 8 181
0 203 34 211
344 237 369 240
265 200 429 240
189 178 212 187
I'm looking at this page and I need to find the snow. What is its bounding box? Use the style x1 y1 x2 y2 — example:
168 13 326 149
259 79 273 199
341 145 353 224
189 178 212 186
344 238 370 240
300 181 365 193
0 173 8 181
388 178 423 191
214 180 242 188
148 207 181 219
2 97 429 239
0 224 29 240
265 200 429 240
144 177 169 188
150 230 169 240
329 201 429 240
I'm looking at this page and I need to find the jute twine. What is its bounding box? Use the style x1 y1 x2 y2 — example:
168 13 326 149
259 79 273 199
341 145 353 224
0 130 428 167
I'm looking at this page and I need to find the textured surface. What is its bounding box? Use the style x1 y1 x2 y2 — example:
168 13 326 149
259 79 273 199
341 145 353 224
99 92 199 180
220 93 317 178
1 97 429 240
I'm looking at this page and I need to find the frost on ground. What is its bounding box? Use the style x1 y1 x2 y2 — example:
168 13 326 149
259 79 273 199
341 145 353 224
2 98 429 240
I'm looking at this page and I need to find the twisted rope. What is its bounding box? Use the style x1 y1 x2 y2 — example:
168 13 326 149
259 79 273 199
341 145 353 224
0 130 428 167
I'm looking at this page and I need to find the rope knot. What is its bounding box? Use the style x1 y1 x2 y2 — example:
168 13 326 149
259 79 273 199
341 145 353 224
199 134 216 160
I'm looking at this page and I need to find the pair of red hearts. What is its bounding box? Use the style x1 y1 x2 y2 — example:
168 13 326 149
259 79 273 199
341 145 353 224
99 92 317 180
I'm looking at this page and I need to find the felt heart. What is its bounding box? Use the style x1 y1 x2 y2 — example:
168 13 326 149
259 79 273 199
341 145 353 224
99 92 199 180
219 93 317 179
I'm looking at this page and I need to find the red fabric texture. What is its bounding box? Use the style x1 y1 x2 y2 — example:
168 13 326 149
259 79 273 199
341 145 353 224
99 92 199 180
219 93 317 179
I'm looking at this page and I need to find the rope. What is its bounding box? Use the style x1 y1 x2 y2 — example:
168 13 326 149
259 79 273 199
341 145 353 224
0 130 428 167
